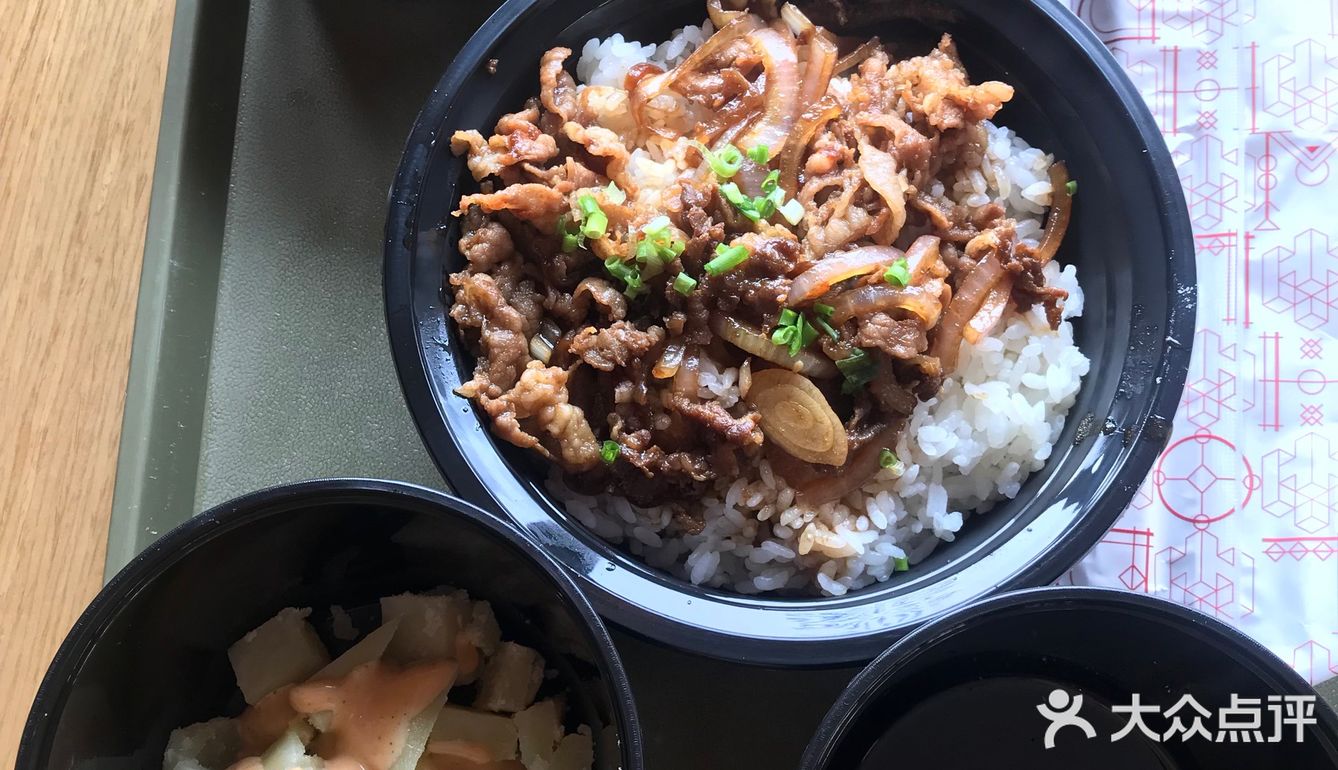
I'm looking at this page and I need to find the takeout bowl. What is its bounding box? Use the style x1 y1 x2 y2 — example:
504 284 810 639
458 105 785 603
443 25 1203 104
384 0 1196 665
801 587 1338 768
17 479 644 770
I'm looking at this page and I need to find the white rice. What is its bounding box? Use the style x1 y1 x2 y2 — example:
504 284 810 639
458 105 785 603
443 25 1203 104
576 22 715 87
551 26 1091 596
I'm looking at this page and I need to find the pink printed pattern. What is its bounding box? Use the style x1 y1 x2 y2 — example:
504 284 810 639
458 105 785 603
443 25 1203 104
1066 0 1338 684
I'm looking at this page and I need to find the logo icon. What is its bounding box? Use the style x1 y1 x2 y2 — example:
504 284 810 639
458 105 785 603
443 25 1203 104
1036 688 1097 749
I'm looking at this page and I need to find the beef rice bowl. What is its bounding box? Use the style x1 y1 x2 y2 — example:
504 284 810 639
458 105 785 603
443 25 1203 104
446 0 1089 596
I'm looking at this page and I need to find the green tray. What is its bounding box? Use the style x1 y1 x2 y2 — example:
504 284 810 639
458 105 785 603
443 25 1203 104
112 3 1337 766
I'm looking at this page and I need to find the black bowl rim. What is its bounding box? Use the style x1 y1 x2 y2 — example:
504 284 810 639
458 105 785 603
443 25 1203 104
383 0 1197 665
16 478 646 770
799 586 1338 769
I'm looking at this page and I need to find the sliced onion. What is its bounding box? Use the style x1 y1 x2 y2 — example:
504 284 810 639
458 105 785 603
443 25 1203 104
711 314 839 378
631 14 764 138
796 423 901 505
528 319 560 363
672 346 701 395
652 341 686 379
829 282 945 327
623 61 665 92
779 2 815 37
787 245 905 305
707 0 745 27
778 96 840 195
930 253 1006 372
963 277 1012 344
858 141 908 244
748 368 847 466
737 27 801 158
700 80 763 145
902 235 945 285
797 30 838 109
668 14 764 89
1035 161 1072 263
834 38 881 76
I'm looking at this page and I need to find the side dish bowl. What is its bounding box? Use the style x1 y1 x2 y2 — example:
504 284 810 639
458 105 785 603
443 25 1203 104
801 587 1338 768
18 480 643 770
385 0 1196 665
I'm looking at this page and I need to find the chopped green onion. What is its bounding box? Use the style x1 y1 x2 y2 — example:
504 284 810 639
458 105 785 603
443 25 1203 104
577 194 608 240
642 215 672 239
718 182 761 222
693 141 745 179
635 215 684 265
771 309 818 356
893 556 910 572
879 448 898 468
605 181 627 204
721 175 803 226
883 257 911 287
771 309 798 345
813 303 840 339
755 194 778 220
558 214 585 253
705 243 750 276
1065 179 1077 196
813 314 839 341
636 239 660 261
836 348 876 394
747 144 771 164
601 440 619 464
604 256 643 297
760 169 780 195
673 272 697 295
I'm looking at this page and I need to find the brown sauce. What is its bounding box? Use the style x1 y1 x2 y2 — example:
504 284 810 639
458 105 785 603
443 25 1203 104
236 685 299 756
231 659 457 770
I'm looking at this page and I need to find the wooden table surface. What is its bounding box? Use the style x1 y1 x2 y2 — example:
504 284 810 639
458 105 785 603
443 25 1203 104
0 1 175 763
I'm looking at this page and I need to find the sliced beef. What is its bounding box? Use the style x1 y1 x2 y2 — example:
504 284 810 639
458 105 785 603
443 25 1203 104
449 270 537 397
668 394 764 447
569 322 666 371
854 313 927 359
457 208 516 272
450 105 558 182
479 362 602 471
457 184 567 234
539 47 579 122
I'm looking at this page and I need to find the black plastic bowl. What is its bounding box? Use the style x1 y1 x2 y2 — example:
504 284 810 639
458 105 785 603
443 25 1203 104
384 0 1196 665
801 588 1338 769
17 480 643 770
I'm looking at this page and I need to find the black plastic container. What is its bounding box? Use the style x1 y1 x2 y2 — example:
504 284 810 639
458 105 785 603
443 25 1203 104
385 0 1197 665
17 480 643 770
801 587 1338 769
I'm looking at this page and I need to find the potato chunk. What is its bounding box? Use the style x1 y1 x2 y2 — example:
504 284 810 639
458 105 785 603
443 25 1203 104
162 717 239 770
260 725 321 770
513 699 562 767
550 729 594 770
228 608 330 704
380 591 469 663
311 618 399 681
474 642 544 713
463 601 502 656
432 705 519 761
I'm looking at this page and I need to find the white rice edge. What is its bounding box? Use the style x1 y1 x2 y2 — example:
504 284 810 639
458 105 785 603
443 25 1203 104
576 21 715 87
552 28 1091 596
